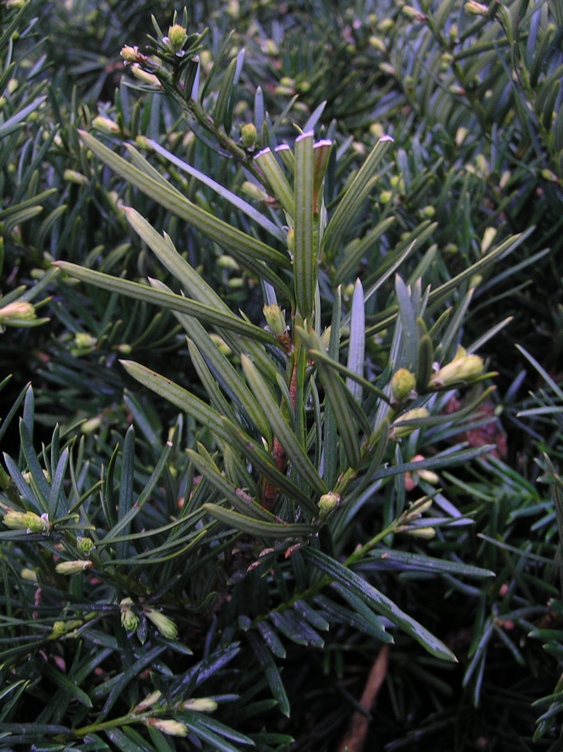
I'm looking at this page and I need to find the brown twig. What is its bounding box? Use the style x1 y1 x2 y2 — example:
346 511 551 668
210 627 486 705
260 358 297 511
337 644 391 752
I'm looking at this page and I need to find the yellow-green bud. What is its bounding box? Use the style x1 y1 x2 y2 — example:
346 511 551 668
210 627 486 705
318 492 340 516
21 568 38 582
320 326 332 348
464 1 488 14
167 24 188 52
63 169 89 186
379 190 393 204
182 697 218 712
146 719 187 737
81 417 102 434
209 333 232 357
417 468 439 485
499 171 511 190
217 254 239 270
107 191 124 214
3 510 49 533
390 408 430 440
120 597 140 632
120 45 139 62
378 18 395 33
227 0 240 18
407 497 433 518
134 690 162 713
52 619 83 636
0 301 36 322
145 609 178 640
455 127 468 147
92 116 120 134
379 62 396 77
402 5 427 21
241 123 257 150
263 39 278 55
134 135 151 150
286 227 295 255
73 332 97 350
131 65 161 87
241 181 270 202
429 346 484 388
55 560 93 575
541 168 559 183
391 368 416 403
481 227 497 254
475 154 489 176
369 35 386 51
22 469 50 484
77 536 95 555
263 304 287 336
274 84 295 96
420 205 436 218
403 526 436 539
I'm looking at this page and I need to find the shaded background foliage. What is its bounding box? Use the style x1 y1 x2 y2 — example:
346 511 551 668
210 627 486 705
1 0 563 750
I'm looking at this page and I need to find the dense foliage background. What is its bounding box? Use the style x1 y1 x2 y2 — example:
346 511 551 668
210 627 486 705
1 0 562 750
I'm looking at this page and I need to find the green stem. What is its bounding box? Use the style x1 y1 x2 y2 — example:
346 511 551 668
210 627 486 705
332 408 397 498
73 713 141 737
166 87 264 183
250 514 405 628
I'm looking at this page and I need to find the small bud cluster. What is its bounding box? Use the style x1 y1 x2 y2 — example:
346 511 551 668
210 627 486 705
240 123 257 150
134 690 162 713
0 301 37 324
391 368 417 404
120 45 140 62
77 536 95 555
263 304 287 337
429 346 484 388
120 597 140 632
145 718 187 737
55 560 93 575
318 492 341 517
2 510 50 533
182 697 218 712
464 1 489 14
390 408 429 440
72 332 97 354
397 495 436 539
52 619 83 636
145 608 178 640
165 24 188 53
92 116 120 134
401 5 427 22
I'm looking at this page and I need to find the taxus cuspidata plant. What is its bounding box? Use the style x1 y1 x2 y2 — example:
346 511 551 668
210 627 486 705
0 9 534 750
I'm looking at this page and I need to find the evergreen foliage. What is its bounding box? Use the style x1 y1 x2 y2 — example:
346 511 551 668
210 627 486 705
1 0 562 750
